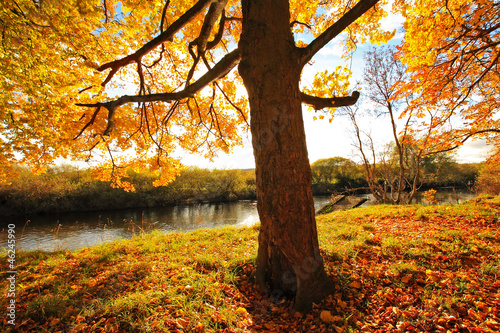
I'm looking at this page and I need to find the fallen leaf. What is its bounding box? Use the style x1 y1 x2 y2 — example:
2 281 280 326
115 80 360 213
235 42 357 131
194 322 204 332
320 310 335 323
49 317 61 326
402 274 412 284
235 307 247 316
350 280 362 289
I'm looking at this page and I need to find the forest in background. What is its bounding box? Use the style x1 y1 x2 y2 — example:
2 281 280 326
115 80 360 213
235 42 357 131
0 153 496 216
0 165 256 216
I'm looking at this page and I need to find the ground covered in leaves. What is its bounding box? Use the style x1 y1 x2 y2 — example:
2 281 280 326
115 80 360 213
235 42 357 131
1 196 500 332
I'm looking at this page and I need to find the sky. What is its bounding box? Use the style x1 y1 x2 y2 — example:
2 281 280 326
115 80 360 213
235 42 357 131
177 8 493 170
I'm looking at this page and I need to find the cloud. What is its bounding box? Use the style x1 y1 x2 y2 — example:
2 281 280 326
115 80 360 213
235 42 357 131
317 39 345 58
380 12 405 34
456 139 492 163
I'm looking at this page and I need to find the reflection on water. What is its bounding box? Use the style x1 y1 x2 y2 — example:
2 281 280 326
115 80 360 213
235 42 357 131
0 198 332 252
0 190 476 252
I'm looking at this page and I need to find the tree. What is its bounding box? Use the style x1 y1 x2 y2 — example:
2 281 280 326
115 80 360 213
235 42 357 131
476 150 500 195
419 151 458 186
344 46 423 204
360 46 412 203
350 42 487 204
1 0 396 311
311 156 363 193
394 0 500 158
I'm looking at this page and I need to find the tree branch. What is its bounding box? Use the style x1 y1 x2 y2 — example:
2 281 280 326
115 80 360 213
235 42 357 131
301 91 360 110
193 0 228 53
206 10 226 50
422 129 500 157
299 0 379 67
160 0 171 32
98 0 213 86
73 106 102 139
76 49 241 125
291 20 312 30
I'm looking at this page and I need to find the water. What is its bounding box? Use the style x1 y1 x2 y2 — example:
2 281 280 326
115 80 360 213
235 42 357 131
359 188 478 206
0 190 476 252
0 198 332 252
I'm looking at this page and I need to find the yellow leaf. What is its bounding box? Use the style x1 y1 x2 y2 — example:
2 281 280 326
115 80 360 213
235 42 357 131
235 307 247 316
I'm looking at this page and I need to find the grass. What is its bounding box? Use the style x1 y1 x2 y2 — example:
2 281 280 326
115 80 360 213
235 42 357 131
1 195 500 332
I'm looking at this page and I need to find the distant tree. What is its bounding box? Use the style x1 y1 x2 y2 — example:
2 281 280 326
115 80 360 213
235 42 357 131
454 163 481 188
359 46 412 203
311 157 363 193
420 152 458 186
350 45 479 203
347 46 429 204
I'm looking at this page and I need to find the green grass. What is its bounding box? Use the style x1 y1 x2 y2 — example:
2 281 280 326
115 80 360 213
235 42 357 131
1 195 499 332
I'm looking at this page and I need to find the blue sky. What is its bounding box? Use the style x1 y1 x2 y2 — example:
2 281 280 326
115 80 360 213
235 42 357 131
178 9 492 169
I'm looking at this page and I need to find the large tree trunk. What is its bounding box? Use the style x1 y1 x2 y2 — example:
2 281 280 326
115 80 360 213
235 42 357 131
238 0 334 312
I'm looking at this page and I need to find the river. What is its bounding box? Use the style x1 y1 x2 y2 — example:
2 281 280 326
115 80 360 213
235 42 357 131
0 190 476 252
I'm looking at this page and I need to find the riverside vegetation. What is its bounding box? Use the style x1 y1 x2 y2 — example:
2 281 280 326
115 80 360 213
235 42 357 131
0 195 499 332
0 158 486 216
0 166 257 216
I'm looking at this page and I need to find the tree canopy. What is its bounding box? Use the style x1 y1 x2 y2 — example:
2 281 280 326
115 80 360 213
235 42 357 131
1 0 498 182
394 0 500 156
0 0 393 188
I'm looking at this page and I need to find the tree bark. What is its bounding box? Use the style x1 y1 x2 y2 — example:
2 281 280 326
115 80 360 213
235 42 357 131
238 0 334 312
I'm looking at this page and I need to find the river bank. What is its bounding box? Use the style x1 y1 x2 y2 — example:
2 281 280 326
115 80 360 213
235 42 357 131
0 167 257 217
0 163 480 217
1 188 478 252
1 195 498 332
0 198 333 252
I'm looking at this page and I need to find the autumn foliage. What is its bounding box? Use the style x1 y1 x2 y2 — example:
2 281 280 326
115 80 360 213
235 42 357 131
394 0 500 158
2 0 500 319
1 0 251 188
476 151 500 195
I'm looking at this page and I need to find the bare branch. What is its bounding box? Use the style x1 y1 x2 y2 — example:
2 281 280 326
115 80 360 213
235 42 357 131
214 81 249 126
102 108 115 136
103 0 109 24
422 129 500 157
301 91 360 110
186 1 228 87
290 20 312 30
206 10 226 50
78 85 94 94
144 44 166 69
193 0 228 53
73 106 102 139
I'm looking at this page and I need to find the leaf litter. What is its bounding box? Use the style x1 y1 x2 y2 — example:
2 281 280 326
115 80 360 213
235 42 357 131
1 196 499 332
